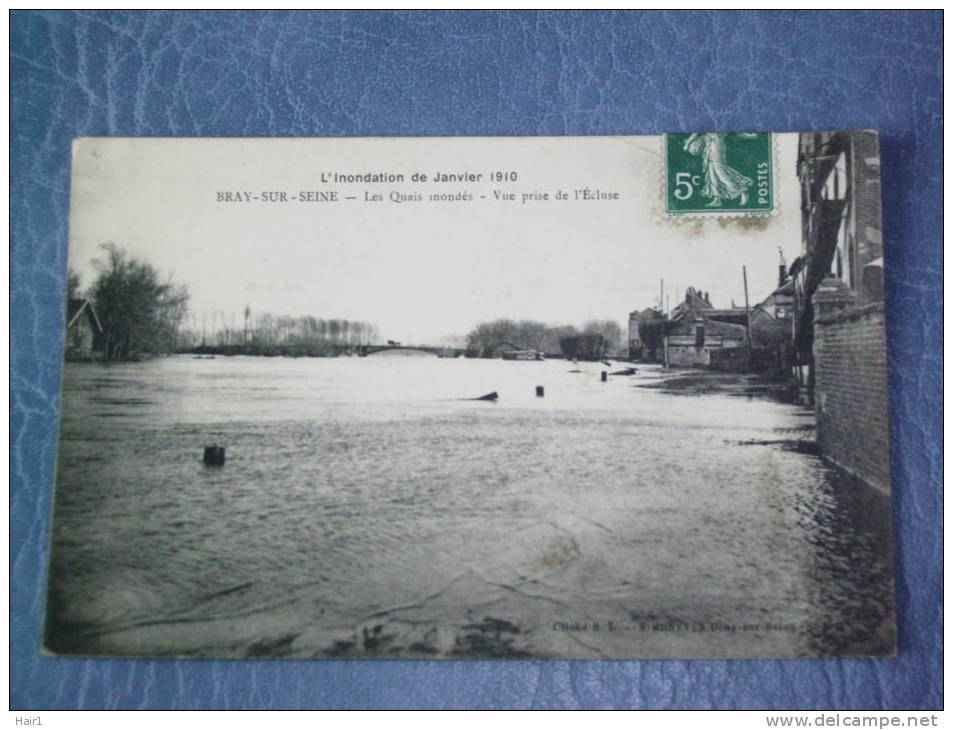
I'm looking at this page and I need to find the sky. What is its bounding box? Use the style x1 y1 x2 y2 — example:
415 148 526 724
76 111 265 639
69 135 803 344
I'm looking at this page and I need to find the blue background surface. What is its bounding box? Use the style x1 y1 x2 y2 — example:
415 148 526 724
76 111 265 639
10 10 942 709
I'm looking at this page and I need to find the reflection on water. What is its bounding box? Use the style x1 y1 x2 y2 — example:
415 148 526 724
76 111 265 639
45 354 895 659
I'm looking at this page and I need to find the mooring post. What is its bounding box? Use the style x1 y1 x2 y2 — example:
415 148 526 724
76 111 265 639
601 371 607 382
203 445 226 466
536 385 544 397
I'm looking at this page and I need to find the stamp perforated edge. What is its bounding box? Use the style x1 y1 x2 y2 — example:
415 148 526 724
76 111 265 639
659 133 781 221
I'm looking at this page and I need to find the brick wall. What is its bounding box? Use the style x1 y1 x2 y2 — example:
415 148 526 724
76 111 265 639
813 301 891 493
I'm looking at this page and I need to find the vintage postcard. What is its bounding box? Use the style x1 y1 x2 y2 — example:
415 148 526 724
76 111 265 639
46 133 895 660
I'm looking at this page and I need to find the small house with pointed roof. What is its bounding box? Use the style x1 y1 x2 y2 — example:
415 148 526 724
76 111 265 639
663 288 748 368
65 299 104 360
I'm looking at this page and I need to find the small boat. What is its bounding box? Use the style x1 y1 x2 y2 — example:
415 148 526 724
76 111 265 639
610 367 638 376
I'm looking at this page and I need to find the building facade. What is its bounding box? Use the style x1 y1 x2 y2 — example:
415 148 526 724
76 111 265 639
663 315 747 368
627 310 641 359
793 131 890 494
792 131 884 384
662 287 748 368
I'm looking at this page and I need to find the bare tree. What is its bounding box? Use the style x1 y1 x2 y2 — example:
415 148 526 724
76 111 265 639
583 319 625 356
90 244 190 360
67 268 82 301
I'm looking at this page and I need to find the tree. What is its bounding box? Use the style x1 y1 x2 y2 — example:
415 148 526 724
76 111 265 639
90 244 190 360
559 332 606 361
466 319 518 357
466 319 583 357
67 268 82 301
582 319 624 356
158 281 189 351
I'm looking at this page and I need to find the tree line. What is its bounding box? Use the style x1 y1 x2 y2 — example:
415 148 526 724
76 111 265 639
465 318 624 360
70 244 383 360
179 311 380 356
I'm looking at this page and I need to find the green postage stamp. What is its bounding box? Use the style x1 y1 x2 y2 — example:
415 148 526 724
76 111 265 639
665 132 773 215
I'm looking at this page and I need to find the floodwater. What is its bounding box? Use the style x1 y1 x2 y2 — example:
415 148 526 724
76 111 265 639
45 354 895 659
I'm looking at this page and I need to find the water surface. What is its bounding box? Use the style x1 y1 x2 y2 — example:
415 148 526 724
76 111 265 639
46 354 895 659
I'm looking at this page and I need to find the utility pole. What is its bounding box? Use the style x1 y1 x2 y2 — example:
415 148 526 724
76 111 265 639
743 266 752 370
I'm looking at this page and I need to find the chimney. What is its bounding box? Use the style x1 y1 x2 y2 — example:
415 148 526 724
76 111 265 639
779 265 787 288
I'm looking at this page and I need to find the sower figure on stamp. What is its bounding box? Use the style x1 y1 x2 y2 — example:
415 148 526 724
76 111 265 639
684 133 755 207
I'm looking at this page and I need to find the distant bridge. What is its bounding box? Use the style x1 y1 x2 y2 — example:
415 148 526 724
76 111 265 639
357 344 465 357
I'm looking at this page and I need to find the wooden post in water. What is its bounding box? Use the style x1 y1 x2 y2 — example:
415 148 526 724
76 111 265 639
203 445 226 466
